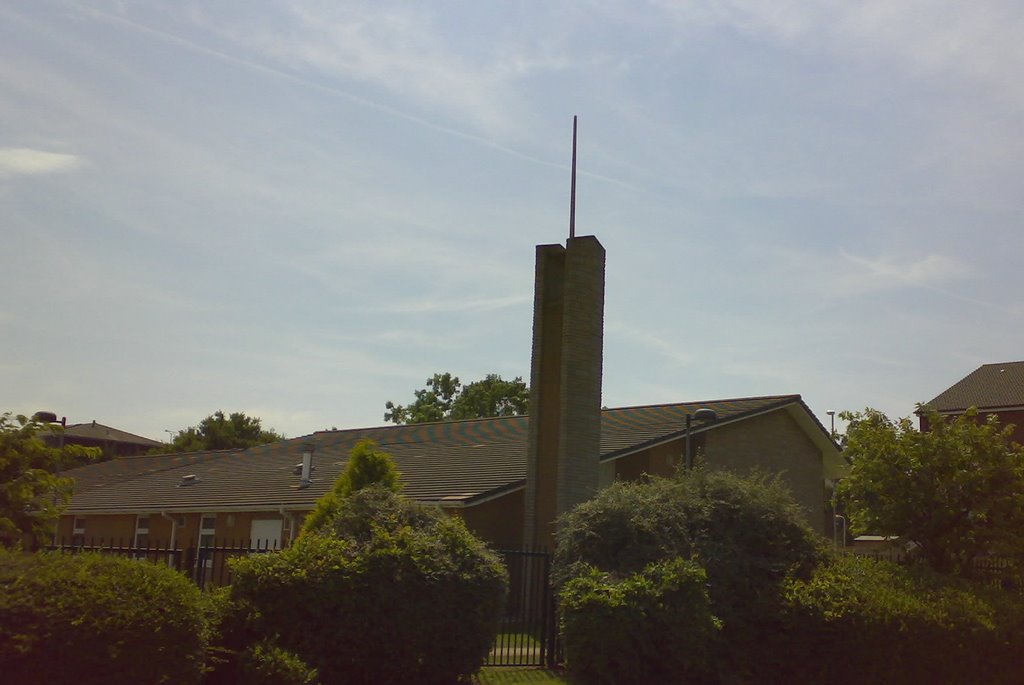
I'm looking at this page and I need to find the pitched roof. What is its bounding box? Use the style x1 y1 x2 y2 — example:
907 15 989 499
65 394 816 515
51 421 163 447
924 361 1024 412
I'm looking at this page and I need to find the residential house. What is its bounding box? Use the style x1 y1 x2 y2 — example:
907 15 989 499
920 361 1024 443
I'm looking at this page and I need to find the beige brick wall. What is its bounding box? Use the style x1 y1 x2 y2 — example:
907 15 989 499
704 410 829 535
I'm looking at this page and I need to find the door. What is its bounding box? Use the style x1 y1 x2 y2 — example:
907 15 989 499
250 518 283 550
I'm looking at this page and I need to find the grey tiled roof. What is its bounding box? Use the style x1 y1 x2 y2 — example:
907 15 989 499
65 395 804 514
925 361 1024 412
63 422 163 447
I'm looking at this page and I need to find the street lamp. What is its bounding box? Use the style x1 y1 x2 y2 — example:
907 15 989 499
685 408 718 470
826 410 836 436
34 411 67 456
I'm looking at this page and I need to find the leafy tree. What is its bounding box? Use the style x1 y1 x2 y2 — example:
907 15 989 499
838 407 1024 575
154 410 283 453
301 439 402 535
384 372 528 424
0 412 99 547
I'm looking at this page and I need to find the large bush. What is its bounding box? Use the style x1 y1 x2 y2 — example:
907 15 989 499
780 554 1024 685
555 469 825 684
230 487 508 685
0 549 207 685
560 557 719 685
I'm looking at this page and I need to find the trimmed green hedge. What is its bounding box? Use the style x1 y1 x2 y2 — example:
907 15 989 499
230 487 508 685
560 558 719 685
779 554 1024 685
0 549 207 685
555 470 827 684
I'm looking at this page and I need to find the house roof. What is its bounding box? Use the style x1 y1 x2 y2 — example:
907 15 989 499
65 394 833 515
924 361 1024 412
47 421 163 448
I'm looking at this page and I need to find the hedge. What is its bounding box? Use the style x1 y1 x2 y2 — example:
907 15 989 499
560 558 719 685
230 487 508 685
778 554 1024 685
0 549 207 685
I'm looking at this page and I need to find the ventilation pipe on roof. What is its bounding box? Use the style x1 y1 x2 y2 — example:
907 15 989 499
299 443 314 488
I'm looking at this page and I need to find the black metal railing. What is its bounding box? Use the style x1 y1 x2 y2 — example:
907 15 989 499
486 547 558 668
45 539 561 666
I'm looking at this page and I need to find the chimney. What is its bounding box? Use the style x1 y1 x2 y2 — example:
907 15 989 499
524 235 605 550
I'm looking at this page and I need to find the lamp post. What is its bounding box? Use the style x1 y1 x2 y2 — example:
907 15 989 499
826 410 836 437
685 408 718 470
33 411 67 457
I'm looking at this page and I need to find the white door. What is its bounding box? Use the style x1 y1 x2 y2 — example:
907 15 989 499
250 518 283 550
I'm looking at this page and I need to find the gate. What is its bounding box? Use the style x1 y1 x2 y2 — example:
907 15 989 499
486 548 558 667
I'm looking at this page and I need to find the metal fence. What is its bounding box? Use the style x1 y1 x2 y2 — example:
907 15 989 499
487 547 559 668
47 537 283 589
45 539 561 667
844 549 1024 594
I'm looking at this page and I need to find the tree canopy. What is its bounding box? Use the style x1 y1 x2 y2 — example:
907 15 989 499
154 411 283 453
384 372 528 425
837 406 1024 575
0 412 100 546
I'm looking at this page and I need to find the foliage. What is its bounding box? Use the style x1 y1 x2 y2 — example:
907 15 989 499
0 412 99 546
554 468 825 684
384 372 528 424
0 549 207 685
837 407 1024 574
778 554 1024 685
153 410 283 453
300 439 403 535
238 642 319 685
560 558 719 685
231 487 508 685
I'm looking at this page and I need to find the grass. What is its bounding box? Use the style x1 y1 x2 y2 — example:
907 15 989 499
472 666 569 684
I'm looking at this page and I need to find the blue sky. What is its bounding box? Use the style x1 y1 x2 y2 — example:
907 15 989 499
3 0 1023 442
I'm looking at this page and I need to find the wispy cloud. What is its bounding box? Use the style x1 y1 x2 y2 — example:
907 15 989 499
840 250 971 289
651 0 1024 105
0 147 83 178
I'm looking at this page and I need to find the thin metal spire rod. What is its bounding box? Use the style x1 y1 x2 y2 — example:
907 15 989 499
569 115 577 240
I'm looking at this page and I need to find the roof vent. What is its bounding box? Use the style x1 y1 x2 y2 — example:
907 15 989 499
293 463 317 475
178 474 199 487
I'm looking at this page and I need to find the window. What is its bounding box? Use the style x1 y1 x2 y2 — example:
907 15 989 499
134 515 150 548
72 517 86 546
199 514 216 548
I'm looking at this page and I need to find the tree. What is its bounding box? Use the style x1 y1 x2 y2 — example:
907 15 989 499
301 439 402 535
0 413 99 547
837 407 1024 575
384 372 528 424
154 411 283 453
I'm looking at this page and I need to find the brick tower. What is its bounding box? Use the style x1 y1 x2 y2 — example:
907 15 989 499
523 235 605 550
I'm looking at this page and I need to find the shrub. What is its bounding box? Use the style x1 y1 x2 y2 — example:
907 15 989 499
554 469 825 684
779 555 1024 685
0 549 207 685
560 557 719 685
238 641 319 685
231 487 508 685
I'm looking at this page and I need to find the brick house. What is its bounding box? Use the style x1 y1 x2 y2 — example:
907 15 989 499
920 361 1024 443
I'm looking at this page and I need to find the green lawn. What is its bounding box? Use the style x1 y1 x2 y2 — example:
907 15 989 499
473 667 568 684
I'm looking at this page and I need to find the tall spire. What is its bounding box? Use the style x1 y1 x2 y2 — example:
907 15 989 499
569 115 577 239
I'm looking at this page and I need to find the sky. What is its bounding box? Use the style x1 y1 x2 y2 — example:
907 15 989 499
3 0 1023 443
